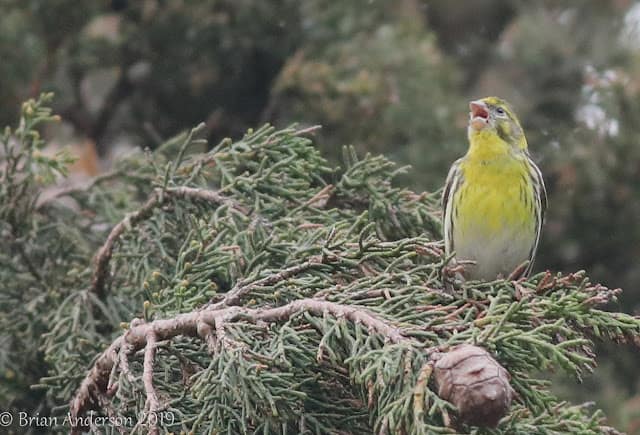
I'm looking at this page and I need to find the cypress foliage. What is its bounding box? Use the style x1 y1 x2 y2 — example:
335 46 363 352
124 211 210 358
2 95 638 434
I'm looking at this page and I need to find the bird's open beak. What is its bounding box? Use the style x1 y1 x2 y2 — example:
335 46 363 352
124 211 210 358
469 100 489 131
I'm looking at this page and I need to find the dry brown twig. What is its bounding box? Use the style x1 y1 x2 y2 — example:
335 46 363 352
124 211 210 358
91 186 248 296
205 254 325 309
291 125 322 137
142 331 160 435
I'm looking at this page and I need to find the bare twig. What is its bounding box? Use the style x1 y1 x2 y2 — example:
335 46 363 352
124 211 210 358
69 299 406 432
118 342 136 385
507 260 530 281
142 332 160 435
412 362 433 420
91 192 160 297
205 254 325 309
292 125 322 136
299 184 334 209
91 186 247 296
95 390 127 435
167 186 249 214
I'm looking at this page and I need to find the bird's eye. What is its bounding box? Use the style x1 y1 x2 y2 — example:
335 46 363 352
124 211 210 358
496 107 506 115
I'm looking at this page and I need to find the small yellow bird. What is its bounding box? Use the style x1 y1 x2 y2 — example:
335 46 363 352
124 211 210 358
442 97 546 281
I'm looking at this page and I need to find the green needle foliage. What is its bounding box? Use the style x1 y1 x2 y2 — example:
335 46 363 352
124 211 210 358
1 94 638 434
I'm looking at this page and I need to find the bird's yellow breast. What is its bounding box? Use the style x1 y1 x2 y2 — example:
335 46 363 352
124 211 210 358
455 157 535 235
455 129 536 238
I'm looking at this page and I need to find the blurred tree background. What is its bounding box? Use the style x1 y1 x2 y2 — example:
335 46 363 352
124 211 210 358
2 0 640 431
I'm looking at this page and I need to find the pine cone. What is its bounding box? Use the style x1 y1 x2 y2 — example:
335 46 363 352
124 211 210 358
433 344 514 427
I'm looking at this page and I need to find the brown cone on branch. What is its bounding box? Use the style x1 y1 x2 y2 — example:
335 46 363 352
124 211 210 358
433 344 514 428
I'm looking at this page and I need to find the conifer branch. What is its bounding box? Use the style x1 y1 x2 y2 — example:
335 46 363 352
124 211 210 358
91 186 247 296
69 299 406 432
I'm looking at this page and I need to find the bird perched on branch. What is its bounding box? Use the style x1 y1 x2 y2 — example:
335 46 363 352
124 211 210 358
442 97 546 281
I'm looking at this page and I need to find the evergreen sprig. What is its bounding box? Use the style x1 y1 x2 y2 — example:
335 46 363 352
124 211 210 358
1 95 638 434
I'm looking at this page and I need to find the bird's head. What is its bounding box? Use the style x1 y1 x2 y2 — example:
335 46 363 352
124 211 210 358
468 97 527 151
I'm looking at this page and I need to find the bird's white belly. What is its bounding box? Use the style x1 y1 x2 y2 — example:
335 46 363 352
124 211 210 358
453 227 534 281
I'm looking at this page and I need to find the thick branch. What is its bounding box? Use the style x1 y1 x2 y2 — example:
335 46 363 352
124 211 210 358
91 186 247 296
69 299 406 432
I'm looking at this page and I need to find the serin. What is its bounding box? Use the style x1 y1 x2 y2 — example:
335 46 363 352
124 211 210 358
442 97 546 281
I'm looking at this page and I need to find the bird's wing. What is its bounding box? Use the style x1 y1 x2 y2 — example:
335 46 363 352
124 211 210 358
442 158 464 255
524 157 547 276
